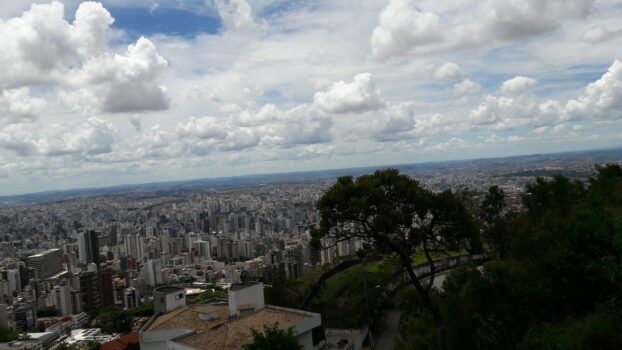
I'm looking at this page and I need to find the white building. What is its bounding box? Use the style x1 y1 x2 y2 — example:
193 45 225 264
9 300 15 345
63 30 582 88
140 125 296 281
52 283 73 316
139 282 321 350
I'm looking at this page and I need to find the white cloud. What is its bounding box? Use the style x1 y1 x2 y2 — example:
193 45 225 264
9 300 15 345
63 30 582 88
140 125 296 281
453 79 481 95
371 0 594 58
216 0 258 32
581 25 622 44
370 102 417 141
0 1 113 89
0 117 116 157
176 103 332 155
433 63 463 83
371 0 442 59
65 37 170 114
0 88 46 123
565 59 622 120
314 73 384 114
424 137 468 153
501 76 538 95
0 1 170 114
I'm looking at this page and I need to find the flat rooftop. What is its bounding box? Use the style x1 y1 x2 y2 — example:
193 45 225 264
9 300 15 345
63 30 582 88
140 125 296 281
176 306 313 350
154 286 185 293
146 302 229 332
229 282 260 291
144 301 318 350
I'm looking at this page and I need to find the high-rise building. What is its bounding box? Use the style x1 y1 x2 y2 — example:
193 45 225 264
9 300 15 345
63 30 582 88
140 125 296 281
124 288 139 310
79 269 113 316
98 269 114 308
27 249 64 280
124 233 145 260
78 231 100 266
52 282 73 316
13 305 35 331
79 272 100 316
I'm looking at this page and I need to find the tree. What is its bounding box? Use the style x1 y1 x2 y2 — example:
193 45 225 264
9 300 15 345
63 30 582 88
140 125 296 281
244 324 302 350
92 307 131 334
480 186 508 259
37 306 59 317
240 270 251 282
0 326 19 342
313 169 478 350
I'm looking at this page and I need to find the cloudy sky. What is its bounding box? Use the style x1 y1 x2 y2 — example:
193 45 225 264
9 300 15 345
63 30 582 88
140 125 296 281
1 0 622 195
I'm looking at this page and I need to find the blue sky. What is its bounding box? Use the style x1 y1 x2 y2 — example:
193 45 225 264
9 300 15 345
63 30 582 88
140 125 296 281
0 0 621 195
107 5 221 39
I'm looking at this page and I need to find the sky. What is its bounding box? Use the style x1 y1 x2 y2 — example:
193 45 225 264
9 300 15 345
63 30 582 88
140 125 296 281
1 0 622 196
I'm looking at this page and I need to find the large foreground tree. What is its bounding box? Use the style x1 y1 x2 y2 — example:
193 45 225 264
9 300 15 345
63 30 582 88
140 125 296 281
313 169 479 350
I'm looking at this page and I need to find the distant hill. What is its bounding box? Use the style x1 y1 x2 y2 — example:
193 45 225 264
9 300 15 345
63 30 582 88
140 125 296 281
1 147 621 206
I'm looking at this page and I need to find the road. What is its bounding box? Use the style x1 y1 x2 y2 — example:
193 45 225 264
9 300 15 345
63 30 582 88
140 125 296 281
374 310 401 350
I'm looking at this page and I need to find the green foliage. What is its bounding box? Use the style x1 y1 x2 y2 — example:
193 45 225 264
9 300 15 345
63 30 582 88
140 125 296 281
92 307 131 334
186 287 227 304
36 305 59 317
397 164 622 350
480 186 508 259
243 324 302 350
313 169 479 256
0 326 19 342
127 301 154 318
240 270 252 282
57 340 101 350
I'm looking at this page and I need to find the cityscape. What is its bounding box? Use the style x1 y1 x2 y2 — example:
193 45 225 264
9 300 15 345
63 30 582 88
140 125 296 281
0 148 620 349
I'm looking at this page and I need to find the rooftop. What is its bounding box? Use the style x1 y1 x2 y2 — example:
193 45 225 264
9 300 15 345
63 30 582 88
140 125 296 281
146 301 229 332
154 286 185 294
175 306 313 350
28 249 60 259
229 282 260 292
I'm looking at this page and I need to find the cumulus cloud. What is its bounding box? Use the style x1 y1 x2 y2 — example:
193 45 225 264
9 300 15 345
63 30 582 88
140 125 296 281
453 79 481 95
370 102 417 141
565 59 622 120
176 104 332 155
216 0 257 32
64 37 170 114
371 0 443 59
469 59 622 130
581 25 622 44
433 63 463 83
501 76 538 95
0 88 46 123
0 117 116 157
0 1 169 114
314 73 384 114
371 0 594 58
0 1 113 89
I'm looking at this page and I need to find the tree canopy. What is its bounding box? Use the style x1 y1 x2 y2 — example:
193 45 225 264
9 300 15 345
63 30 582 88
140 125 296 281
243 324 302 350
396 164 622 349
313 168 479 350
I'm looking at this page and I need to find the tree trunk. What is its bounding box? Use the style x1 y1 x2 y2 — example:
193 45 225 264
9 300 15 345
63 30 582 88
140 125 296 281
401 254 447 350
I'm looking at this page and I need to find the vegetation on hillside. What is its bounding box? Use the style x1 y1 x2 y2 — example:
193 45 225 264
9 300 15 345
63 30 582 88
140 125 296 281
395 164 622 349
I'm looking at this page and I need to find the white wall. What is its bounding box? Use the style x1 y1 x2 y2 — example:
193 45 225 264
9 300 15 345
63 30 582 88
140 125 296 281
228 283 265 317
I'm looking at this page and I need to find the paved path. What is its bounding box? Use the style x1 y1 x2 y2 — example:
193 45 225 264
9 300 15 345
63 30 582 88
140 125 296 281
374 310 401 350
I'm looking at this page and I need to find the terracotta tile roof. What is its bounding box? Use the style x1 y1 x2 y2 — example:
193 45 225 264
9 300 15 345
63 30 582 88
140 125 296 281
147 303 229 331
176 306 311 350
100 332 139 350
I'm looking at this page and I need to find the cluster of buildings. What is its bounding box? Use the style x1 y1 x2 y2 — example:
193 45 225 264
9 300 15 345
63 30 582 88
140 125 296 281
0 183 367 347
140 283 322 350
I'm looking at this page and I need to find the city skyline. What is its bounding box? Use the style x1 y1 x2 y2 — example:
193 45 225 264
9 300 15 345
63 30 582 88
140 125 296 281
1 0 622 195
